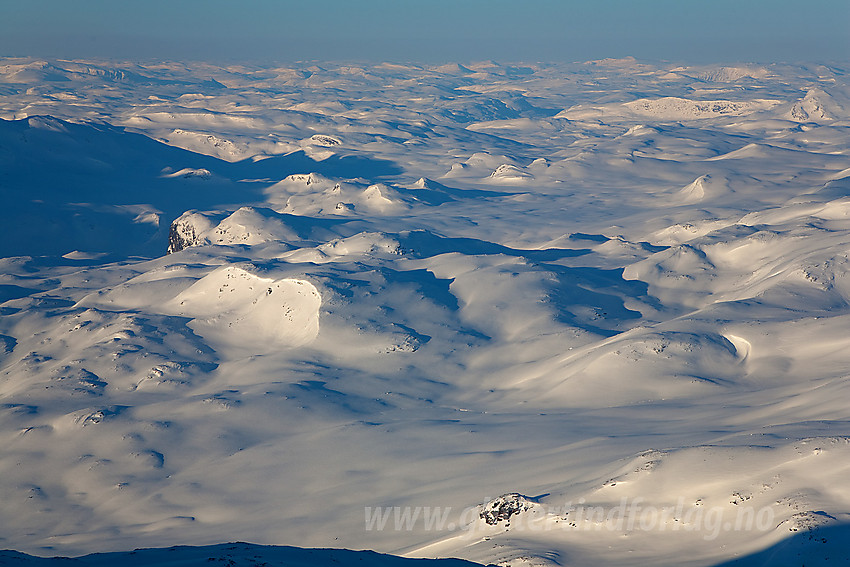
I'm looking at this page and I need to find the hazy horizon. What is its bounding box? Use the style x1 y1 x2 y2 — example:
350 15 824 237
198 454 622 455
2 0 848 64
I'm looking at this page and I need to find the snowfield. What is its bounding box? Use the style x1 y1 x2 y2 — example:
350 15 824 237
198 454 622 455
1 57 850 566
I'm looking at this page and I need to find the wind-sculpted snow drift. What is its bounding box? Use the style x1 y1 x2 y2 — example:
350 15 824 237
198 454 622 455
1 57 850 566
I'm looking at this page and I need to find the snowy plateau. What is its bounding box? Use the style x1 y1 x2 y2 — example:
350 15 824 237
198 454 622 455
1 57 850 566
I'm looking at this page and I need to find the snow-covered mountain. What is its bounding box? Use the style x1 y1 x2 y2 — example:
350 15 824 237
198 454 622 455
1 57 850 566
0 543 486 566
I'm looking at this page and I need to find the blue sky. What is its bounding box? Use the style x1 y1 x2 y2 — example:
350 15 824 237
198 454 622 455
1 0 848 63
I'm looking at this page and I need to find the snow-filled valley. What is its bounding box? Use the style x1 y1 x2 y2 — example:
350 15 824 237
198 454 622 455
1 57 850 566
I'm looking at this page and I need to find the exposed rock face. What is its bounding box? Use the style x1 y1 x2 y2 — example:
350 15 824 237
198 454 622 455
479 493 533 525
168 214 202 254
167 211 222 253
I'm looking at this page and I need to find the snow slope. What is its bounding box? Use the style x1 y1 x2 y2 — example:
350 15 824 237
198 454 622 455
1 57 850 566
